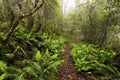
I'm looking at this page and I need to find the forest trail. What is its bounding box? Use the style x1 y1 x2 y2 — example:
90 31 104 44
59 42 97 80
59 42 85 80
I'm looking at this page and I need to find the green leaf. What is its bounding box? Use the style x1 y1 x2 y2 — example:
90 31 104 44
45 49 50 57
0 61 7 71
44 60 63 72
0 73 7 80
23 66 38 77
5 53 14 59
50 54 59 60
35 51 41 62
17 73 25 80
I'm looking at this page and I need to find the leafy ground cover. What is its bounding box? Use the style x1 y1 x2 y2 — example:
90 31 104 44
58 42 98 80
0 31 66 80
71 41 120 79
0 30 120 80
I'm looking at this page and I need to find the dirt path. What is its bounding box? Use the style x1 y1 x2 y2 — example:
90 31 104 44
59 42 97 80
59 43 84 80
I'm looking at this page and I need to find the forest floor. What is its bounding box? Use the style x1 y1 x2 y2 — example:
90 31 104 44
58 42 97 80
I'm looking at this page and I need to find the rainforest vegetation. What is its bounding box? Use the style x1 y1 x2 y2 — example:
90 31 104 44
0 0 120 80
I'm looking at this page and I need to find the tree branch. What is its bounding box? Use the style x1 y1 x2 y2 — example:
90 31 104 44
20 0 44 18
4 0 44 43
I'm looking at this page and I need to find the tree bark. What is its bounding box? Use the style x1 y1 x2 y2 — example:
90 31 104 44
4 0 44 43
26 16 34 32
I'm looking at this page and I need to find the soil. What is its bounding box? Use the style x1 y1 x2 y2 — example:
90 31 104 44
58 42 97 80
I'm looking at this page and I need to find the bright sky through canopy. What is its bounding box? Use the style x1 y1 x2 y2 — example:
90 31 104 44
62 0 85 14
62 0 75 14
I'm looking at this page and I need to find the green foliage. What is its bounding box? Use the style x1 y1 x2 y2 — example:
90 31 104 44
34 51 41 62
0 31 66 80
71 41 120 79
0 32 6 40
42 33 66 54
0 73 7 80
0 61 7 71
0 49 64 80
16 31 32 41
1 0 119 79
0 0 65 80
68 0 120 46
22 50 63 80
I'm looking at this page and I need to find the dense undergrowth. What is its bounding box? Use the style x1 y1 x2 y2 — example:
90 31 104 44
71 41 120 80
0 31 66 80
0 0 119 80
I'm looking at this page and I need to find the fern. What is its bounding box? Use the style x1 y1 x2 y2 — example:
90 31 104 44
45 60 64 73
0 33 65 80
16 73 25 80
71 41 119 79
35 51 41 62
0 73 7 80
0 61 7 71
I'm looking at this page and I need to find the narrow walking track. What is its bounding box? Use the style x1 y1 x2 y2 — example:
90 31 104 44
59 42 97 80
59 43 85 80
